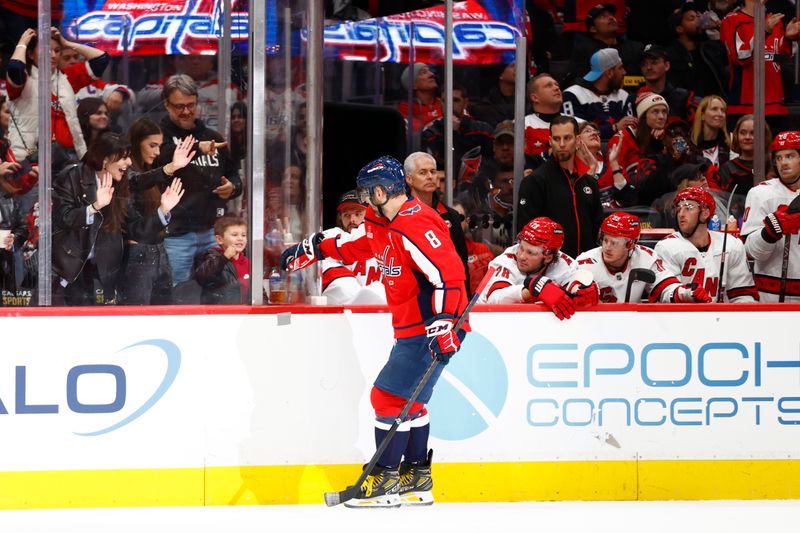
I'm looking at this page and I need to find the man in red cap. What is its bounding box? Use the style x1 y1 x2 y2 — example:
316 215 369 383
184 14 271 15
318 189 385 304
741 131 800 302
576 211 711 303
656 187 758 302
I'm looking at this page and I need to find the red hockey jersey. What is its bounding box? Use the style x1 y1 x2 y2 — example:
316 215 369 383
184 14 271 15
720 8 792 115
320 197 468 338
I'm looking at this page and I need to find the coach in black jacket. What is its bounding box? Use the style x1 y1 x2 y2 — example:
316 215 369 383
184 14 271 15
517 115 603 258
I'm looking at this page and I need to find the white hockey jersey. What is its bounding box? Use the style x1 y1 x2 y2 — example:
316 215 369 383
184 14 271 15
575 245 681 303
320 227 385 305
741 179 800 302
655 231 758 303
479 245 579 304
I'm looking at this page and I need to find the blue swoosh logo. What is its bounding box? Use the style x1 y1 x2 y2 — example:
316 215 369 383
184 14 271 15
75 339 181 437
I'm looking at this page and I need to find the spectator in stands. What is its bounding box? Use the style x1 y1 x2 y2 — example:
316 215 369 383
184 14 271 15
563 48 636 140
453 199 495 295
638 44 693 120
76 97 109 148
569 3 645 82
396 63 443 132
229 101 247 164
281 164 306 241
713 114 772 198
486 166 514 248
137 54 240 130
607 92 669 194
666 2 729 99
404 151 471 292
720 0 800 133
638 117 703 208
123 117 196 305
153 74 242 287
0 165 28 304
655 186 758 302
6 27 108 173
421 84 493 172
193 216 250 305
691 95 731 166
576 211 712 302
524 74 564 158
52 131 184 305
578 121 634 207
0 0 62 50
101 84 136 135
471 63 517 127
517 115 603 257
0 96 9 139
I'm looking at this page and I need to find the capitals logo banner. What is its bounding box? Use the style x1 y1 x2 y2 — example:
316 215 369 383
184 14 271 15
62 0 525 63
323 0 527 65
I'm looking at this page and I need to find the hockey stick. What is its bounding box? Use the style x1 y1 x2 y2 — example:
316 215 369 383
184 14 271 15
623 268 656 303
779 196 800 302
324 265 497 507
717 184 738 303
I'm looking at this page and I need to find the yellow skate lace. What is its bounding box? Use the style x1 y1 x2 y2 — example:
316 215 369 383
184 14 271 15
400 472 413 487
360 474 379 497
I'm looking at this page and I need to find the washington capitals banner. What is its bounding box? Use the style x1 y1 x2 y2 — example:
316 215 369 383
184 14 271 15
62 0 525 63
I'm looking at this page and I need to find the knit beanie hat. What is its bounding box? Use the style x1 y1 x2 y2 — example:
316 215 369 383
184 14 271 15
636 92 669 119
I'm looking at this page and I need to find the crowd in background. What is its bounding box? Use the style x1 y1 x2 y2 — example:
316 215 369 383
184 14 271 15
0 0 799 306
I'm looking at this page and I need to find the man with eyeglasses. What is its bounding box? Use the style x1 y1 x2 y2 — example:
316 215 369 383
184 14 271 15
656 187 757 303
152 74 242 291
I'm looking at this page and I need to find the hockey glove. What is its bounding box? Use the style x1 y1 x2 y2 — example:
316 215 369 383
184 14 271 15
425 314 460 365
762 204 800 243
280 232 325 271
676 284 712 303
570 281 600 308
525 275 576 320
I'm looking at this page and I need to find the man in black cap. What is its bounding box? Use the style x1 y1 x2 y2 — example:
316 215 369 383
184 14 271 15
665 2 728 98
569 3 644 84
638 44 693 120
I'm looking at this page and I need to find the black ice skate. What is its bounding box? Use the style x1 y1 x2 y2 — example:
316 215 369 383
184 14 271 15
399 449 434 505
342 465 400 508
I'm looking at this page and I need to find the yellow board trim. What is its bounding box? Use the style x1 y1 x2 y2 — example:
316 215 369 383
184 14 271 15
1 460 799 509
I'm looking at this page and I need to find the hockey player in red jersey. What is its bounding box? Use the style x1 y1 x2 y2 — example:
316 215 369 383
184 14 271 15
741 131 800 302
576 212 712 303
280 156 468 507
478 217 599 319
656 187 758 302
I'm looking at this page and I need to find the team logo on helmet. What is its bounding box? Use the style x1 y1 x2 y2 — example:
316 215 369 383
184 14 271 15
601 212 641 240
366 163 385 173
770 131 800 153
517 217 565 250
674 186 716 217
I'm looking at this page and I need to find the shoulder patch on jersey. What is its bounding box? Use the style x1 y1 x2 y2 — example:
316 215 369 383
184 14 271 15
662 233 679 240
577 257 596 265
398 204 422 217
583 186 593 195
637 245 655 256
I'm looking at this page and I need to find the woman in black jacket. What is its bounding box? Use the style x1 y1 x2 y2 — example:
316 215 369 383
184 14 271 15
52 131 184 305
122 118 195 304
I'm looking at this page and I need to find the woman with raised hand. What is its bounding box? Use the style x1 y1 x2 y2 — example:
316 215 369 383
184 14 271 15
52 131 184 305
120 117 195 304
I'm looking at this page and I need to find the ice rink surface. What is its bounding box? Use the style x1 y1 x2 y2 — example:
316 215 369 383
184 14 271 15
1 501 799 533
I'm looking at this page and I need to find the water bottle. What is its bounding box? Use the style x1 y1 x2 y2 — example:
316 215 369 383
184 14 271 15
268 267 286 304
266 226 282 251
708 214 721 231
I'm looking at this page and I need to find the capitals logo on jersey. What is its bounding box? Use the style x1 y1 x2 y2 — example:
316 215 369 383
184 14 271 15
398 204 422 217
379 246 402 277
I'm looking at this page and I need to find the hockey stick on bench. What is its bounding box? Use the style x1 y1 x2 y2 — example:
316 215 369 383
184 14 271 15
623 268 656 303
324 266 497 507
717 184 738 302
779 195 800 302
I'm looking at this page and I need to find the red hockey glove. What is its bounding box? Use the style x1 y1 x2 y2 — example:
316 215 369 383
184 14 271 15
525 275 576 320
570 281 600 308
676 284 712 303
425 314 460 365
762 204 800 243
280 232 325 271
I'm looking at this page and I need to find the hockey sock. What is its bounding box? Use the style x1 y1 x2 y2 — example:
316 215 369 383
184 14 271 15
375 417 410 469
403 410 430 464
